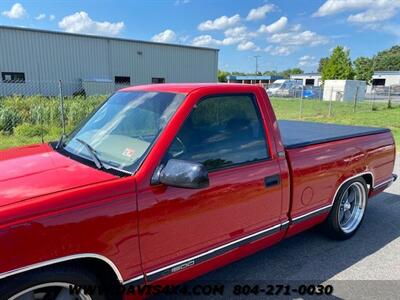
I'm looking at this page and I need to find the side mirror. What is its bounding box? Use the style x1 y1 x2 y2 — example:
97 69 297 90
158 159 209 189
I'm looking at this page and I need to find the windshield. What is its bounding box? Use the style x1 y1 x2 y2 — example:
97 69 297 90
269 83 282 89
64 91 185 173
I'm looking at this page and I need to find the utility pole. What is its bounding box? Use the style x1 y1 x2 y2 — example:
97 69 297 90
254 55 261 77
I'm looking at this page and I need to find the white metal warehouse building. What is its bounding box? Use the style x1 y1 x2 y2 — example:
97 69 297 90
372 71 400 87
0 26 219 96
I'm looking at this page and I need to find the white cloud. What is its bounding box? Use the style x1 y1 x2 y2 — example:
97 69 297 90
347 9 397 23
175 0 190 5
258 17 288 34
192 35 222 47
35 13 46 21
222 26 257 45
237 41 257 51
49 14 55 21
269 30 329 47
313 0 400 23
191 35 250 48
246 4 275 21
192 25 258 48
264 29 328 56
198 14 240 31
224 26 247 38
266 46 292 56
298 55 317 67
178 35 190 43
221 37 242 45
151 29 177 43
58 11 124 36
314 0 372 17
291 24 302 31
265 46 293 56
358 22 400 37
2 3 26 19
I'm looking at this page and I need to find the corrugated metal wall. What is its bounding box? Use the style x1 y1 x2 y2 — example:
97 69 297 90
0 26 218 95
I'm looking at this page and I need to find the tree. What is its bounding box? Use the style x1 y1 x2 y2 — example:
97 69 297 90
321 46 354 82
263 70 279 76
262 68 303 78
217 70 230 82
281 68 303 78
318 57 329 73
354 57 373 83
373 45 400 71
231 71 247 76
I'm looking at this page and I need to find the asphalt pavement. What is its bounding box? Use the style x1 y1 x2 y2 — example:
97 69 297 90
180 155 400 300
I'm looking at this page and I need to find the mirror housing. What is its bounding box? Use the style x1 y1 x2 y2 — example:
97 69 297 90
158 159 209 189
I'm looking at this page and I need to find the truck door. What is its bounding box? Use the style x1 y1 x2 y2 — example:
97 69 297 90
137 93 284 282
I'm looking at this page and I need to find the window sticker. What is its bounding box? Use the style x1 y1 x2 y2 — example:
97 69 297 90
122 148 135 158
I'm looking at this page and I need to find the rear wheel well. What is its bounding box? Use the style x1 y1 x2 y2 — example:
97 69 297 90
362 173 373 191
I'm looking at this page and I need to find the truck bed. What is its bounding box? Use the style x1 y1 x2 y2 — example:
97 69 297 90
278 120 390 149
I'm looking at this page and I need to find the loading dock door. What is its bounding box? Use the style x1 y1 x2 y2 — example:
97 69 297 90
305 79 315 86
372 78 386 86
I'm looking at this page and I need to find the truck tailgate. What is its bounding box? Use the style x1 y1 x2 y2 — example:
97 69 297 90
278 120 390 149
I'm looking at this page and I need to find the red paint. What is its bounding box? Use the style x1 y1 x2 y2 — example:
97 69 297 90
0 84 395 291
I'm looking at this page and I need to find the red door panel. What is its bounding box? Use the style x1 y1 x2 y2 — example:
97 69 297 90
138 159 282 275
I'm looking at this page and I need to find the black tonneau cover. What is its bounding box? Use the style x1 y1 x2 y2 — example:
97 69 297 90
278 120 390 149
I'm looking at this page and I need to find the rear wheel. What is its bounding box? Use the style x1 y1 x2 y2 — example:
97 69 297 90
324 177 368 240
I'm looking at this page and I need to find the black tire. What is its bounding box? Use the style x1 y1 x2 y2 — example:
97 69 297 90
0 266 111 300
323 177 368 240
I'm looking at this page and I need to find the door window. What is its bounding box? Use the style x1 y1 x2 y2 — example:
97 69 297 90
167 94 269 171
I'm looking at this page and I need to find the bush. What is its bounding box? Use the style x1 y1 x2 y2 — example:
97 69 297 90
0 95 106 129
14 124 47 137
0 107 22 134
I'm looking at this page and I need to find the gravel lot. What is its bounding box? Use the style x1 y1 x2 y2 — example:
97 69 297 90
185 155 400 299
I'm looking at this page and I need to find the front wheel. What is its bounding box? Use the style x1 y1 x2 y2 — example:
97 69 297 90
323 177 368 240
0 266 110 300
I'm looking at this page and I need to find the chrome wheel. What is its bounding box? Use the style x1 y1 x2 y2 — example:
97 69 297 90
338 181 367 233
9 282 92 300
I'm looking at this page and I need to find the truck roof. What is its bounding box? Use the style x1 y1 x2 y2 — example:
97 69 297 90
119 83 264 94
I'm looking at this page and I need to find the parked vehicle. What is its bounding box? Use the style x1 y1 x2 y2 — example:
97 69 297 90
302 85 322 99
267 79 302 96
373 85 400 96
0 84 397 299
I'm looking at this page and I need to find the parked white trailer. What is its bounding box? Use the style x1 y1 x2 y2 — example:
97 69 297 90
323 80 366 102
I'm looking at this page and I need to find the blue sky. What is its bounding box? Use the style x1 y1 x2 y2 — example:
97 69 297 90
1 0 399 73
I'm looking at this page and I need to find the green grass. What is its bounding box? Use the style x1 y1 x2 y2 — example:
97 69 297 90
270 98 400 147
0 133 60 150
0 97 399 150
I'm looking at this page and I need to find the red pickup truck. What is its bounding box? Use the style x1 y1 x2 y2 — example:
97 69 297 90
0 84 397 299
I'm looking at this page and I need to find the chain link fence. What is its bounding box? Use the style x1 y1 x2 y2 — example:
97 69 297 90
0 80 399 150
268 84 400 118
0 80 120 150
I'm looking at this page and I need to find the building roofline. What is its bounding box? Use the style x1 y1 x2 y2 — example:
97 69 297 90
373 71 400 75
227 75 283 80
290 72 321 76
0 25 219 52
